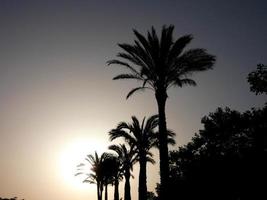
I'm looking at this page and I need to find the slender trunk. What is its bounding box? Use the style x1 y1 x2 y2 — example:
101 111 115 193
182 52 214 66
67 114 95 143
114 178 119 200
97 181 102 200
139 154 147 200
156 90 169 200
124 169 131 200
104 183 108 200
97 182 100 200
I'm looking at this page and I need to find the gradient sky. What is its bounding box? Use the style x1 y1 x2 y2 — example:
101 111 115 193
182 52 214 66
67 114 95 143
0 1 266 200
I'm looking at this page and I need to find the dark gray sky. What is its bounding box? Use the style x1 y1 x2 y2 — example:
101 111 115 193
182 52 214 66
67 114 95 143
0 1 266 200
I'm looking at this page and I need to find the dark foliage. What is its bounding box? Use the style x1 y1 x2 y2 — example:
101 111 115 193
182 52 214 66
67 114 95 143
247 63 267 95
167 105 267 200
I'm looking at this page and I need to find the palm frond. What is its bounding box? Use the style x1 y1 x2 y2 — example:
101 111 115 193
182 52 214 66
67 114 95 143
146 151 154 158
108 144 123 158
113 73 143 81
167 129 176 138
147 26 160 62
133 29 151 53
117 51 146 69
131 116 141 136
166 129 176 146
152 129 176 148
160 25 174 60
109 129 136 145
144 114 159 134
116 121 130 130
177 48 216 74
180 78 197 86
117 43 152 71
149 26 160 51
77 163 85 167
83 179 95 184
172 78 197 88
132 154 139 166
126 86 150 99
134 40 153 67
107 59 140 75
140 66 157 83
146 156 156 164
75 172 83 176
86 154 97 166
167 34 193 65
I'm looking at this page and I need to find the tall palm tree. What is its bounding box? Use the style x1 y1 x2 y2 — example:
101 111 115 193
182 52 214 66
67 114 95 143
109 115 158 200
109 144 137 200
107 25 216 199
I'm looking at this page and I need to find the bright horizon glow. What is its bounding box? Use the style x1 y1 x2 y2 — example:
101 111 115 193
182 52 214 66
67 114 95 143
58 137 108 191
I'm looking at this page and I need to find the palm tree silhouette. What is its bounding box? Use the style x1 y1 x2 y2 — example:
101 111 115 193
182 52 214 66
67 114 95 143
76 152 105 200
76 152 121 200
109 144 137 200
101 153 122 200
107 25 216 199
109 115 158 200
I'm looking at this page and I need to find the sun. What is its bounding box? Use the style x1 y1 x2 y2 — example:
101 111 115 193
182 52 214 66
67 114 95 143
58 137 108 190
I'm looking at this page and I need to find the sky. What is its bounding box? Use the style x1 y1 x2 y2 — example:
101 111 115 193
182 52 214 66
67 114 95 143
0 0 266 200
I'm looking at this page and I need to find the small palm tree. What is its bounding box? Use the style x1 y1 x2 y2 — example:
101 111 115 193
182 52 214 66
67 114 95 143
107 25 216 199
109 144 137 200
101 153 122 200
76 152 121 200
76 152 105 200
109 115 158 200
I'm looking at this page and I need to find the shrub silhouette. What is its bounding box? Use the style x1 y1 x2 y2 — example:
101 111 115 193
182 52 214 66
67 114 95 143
167 105 267 199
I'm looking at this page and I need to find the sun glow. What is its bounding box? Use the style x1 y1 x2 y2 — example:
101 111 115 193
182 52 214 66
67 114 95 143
58 137 108 190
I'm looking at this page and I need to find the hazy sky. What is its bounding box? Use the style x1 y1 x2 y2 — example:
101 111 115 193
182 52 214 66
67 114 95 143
0 1 266 200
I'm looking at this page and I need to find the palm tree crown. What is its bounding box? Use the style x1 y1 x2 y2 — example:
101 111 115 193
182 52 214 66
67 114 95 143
109 144 137 176
107 25 215 99
109 115 158 164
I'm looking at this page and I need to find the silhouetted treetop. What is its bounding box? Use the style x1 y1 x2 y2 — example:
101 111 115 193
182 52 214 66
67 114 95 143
167 105 267 200
247 63 267 95
108 25 216 99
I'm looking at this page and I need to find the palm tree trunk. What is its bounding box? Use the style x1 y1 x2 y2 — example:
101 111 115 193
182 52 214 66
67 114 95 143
156 90 169 200
139 155 147 200
105 183 108 200
97 181 102 200
124 170 131 200
114 178 119 200
97 182 100 200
